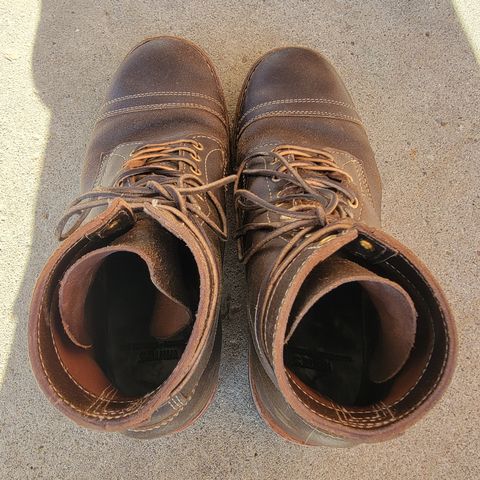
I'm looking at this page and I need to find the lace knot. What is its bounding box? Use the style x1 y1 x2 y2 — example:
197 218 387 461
234 145 358 267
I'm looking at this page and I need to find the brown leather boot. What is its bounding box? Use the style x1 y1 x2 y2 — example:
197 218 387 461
234 47 456 446
29 37 235 437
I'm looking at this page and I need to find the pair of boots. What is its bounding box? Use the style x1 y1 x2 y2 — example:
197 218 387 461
29 36 456 446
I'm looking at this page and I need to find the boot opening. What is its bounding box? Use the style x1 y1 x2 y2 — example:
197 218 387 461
267 236 453 436
37 214 209 423
85 250 198 397
285 282 389 406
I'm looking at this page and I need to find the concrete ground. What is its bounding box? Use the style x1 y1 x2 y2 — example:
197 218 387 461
1 0 479 478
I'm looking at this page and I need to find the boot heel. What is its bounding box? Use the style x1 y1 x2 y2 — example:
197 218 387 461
124 326 221 439
248 340 354 448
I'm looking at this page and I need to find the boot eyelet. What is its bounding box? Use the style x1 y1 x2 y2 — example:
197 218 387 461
348 197 359 209
359 239 374 252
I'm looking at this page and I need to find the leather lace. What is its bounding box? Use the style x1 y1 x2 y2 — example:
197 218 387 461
234 145 358 284
56 139 236 240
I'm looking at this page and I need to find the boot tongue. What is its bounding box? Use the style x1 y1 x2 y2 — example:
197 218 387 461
58 217 193 349
287 255 417 383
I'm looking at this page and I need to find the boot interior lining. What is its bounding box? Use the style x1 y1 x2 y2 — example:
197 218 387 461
284 282 391 406
85 249 199 397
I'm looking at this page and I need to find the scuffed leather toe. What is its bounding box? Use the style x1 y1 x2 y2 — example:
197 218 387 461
239 47 354 110
103 36 226 116
83 36 228 192
236 47 362 142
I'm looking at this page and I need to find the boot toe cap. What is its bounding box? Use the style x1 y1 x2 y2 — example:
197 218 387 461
103 36 226 115
239 46 354 114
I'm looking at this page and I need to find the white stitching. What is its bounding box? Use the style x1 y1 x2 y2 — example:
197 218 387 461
380 260 439 406
286 371 394 416
329 149 376 209
237 110 363 139
239 98 357 124
91 141 144 190
97 103 226 124
129 381 200 432
103 91 223 109
191 134 226 150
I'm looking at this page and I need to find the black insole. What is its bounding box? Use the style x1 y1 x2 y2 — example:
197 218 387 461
284 283 388 406
86 253 190 397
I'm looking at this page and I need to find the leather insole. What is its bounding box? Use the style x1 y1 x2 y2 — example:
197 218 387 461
284 282 390 406
86 252 191 397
